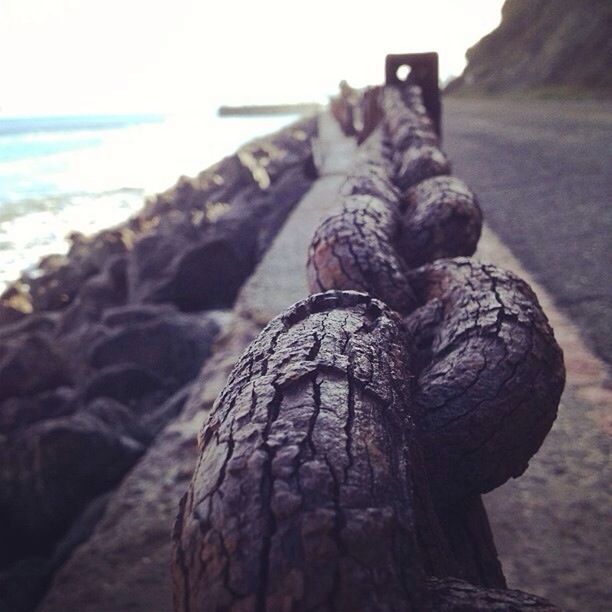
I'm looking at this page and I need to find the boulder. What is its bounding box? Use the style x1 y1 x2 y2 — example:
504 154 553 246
126 230 197 306
88 311 224 387
101 303 177 327
82 364 166 405
58 255 128 332
0 334 71 402
0 387 76 436
0 402 144 566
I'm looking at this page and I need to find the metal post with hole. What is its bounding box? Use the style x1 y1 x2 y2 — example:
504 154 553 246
385 52 441 139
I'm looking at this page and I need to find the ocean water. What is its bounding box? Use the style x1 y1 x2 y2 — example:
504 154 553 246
0 111 296 289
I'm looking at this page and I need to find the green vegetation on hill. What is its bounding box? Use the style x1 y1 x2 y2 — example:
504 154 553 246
446 0 612 97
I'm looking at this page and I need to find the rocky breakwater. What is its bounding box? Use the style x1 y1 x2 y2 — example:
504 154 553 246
0 117 318 611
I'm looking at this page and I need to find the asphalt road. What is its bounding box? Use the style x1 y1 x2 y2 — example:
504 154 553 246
443 97 612 366
445 96 612 611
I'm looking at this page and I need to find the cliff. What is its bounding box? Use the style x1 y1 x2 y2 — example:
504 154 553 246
446 0 612 97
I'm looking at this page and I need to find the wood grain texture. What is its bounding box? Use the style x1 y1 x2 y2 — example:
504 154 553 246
398 176 482 267
383 86 451 190
173 84 564 611
173 291 449 611
307 132 416 313
405 259 565 505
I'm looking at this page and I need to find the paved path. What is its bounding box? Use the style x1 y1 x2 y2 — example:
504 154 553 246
444 98 611 610
236 112 357 323
444 97 612 365
477 227 611 611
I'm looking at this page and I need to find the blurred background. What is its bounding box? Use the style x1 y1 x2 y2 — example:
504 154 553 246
0 0 504 286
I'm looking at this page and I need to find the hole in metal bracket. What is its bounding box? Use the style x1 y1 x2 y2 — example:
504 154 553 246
396 64 412 81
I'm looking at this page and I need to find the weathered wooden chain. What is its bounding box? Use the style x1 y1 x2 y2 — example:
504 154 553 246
172 86 565 611
307 85 565 505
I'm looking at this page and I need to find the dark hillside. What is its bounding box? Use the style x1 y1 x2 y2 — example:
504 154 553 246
447 0 612 96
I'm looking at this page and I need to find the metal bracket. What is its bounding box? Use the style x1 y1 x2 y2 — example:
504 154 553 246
385 52 441 139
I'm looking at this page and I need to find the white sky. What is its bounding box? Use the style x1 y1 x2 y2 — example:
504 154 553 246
0 0 504 116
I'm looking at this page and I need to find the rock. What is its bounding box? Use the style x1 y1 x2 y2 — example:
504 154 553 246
82 364 166 405
58 255 128 332
87 311 225 387
137 232 254 310
101 303 177 327
0 555 49 612
0 304 27 327
140 153 249 220
0 116 318 611
35 315 256 612
126 229 197 306
0 283 32 327
0 492 112 612
0 387 76 435
84 397 150 445
128 167 314 310
25 260 87 313
0 404 144 567
127 117 317 309
0 334 71 402
446 0 612 96
139 383 193 438
0 312 57 341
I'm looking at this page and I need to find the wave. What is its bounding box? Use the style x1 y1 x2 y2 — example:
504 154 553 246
0 114 164 138
0 188 145 289
0 112 297 289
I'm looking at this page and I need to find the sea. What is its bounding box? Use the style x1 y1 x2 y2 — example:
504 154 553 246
0 111 296 290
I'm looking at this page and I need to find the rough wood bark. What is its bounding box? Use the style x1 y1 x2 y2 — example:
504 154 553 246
383 86 451 191
306 193 416 313
404 259 565 505
172 291 452 611
398 176 482 267
172 290 558 610
307 130 419 313
307 126 482 308
330 83 383 144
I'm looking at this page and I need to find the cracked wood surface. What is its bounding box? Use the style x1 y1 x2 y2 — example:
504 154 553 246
405 259 565 505
307 104 482 312
382 87 451 191
173 85 564 611
308 86 564 507
172 291 556 610
398 176 482 268
306 130 415 314
172 292 448 611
